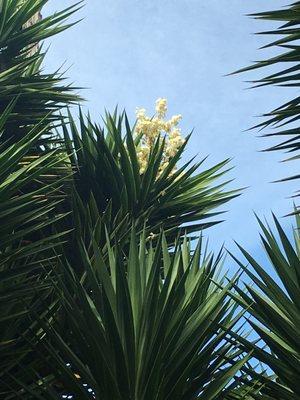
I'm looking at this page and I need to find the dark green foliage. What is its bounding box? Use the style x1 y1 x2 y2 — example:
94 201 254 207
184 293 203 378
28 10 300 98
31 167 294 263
0 2 246 399
235 1 300 188
1 1 299 399
15 231 250 400
233 3 300 393
0 1 80 397
0 0 82 145
0 115 69 398
63 110 239 249
231 215 300 399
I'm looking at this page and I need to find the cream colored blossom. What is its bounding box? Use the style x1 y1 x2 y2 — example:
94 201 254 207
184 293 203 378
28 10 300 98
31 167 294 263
134 99 186 177
136 108 146 120
155 98 167 117
170 114 182 126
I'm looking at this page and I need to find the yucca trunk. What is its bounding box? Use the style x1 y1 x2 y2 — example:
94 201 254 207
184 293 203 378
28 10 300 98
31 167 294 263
22 3 42 56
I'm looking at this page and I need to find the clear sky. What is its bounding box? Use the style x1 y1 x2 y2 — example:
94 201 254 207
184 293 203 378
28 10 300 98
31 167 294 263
43 0 298 262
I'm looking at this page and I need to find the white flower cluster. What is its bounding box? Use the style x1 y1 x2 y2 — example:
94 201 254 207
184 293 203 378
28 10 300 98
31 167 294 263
135 98 185 175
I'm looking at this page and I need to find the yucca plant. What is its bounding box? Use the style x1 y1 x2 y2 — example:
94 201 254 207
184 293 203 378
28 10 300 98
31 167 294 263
230 214 300 399
0 0 81 146
62 108 239 255
231 1 300 396
0 0 81 396
11 228 251 400
235 1 300 189
0 113 70 398
0 1 265 399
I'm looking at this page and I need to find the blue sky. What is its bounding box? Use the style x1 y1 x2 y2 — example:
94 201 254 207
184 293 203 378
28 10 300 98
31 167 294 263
44 0 298 261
